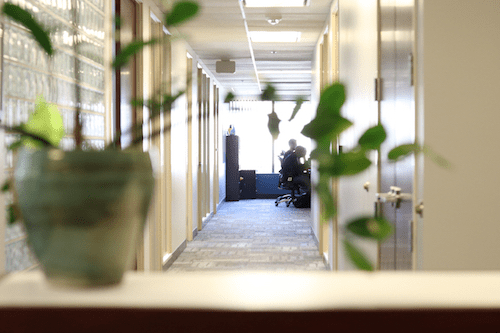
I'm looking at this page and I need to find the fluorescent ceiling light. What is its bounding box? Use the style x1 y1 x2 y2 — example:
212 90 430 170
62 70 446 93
244 0 308 7
249 31 301 43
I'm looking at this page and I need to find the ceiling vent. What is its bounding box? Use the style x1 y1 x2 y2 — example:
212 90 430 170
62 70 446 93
216 60 236 74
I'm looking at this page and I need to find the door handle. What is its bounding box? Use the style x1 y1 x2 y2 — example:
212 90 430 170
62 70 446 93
376 186 412 209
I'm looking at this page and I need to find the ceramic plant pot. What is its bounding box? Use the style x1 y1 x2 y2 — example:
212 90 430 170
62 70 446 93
13 148 154 287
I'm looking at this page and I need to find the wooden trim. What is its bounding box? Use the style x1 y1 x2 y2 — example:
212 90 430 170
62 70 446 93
2 308 500 333
197 68 203 231
186 56 194 241
213 86 219 214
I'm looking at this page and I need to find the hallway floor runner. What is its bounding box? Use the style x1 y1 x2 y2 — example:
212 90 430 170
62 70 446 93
166 199 327 272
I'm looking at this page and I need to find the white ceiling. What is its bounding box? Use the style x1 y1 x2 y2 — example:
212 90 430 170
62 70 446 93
165 0 333 101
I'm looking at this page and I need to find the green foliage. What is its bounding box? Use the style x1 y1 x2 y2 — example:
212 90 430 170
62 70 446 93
388 143 421 161
302 82 386 270
21 95 65 149
112 39 158 69
114 16 122 30
358 125 387 151
261 84 278 101
1 180 10 192
317 83 345 116
165 1 200 26
2 3 53 56
301 114 352 142
224 92 235 103
343 239 374 271
267 110 281 141
289 97 305 121
319 150 372 177
315 180 336 219
7 204 21 225
0 0 201 229
346 217 393 241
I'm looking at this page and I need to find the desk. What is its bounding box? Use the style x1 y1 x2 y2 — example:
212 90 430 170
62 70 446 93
2 271 500 332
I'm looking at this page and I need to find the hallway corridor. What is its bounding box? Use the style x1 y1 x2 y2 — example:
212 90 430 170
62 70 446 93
165 199 327 272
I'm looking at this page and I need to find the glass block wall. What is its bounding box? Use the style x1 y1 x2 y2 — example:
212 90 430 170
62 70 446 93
3 0 107 272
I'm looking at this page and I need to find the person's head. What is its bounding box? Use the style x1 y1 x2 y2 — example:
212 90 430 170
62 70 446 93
288 139 297 150
295 146 306 158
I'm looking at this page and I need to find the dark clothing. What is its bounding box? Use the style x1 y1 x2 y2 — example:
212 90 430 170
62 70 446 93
281 152 310 193
282 152 301 177
282 149 294 162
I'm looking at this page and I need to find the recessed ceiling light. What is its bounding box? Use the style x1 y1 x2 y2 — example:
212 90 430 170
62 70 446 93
244 0 309 7
270 51 278 54
249 31 301 43
267 18 282 25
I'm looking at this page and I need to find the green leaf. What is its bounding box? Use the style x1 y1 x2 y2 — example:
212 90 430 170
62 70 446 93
113 39 157 69
115 15 122 29
343 239 374 271
316 83 346 117
319 151 372 177
358 125 387 150
289 97 305 121
387 143 421 161
22 95 64 149
7 204 21 225
131 98 147 108
261 84 278 101
423 145 452 169
346 216 393 241
224 92 235 103
2 3 53 56
8 140 23 151
1 180 10 192
160 91 185 115
315 181 336 219
301 114 352 141
165 1 200 27
267 110 280 141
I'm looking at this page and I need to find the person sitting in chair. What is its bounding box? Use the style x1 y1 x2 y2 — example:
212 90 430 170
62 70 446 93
282 139 297 161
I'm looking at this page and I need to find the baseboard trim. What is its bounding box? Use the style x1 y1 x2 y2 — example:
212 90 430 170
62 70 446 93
162 240 187 271
323 252 329 268
201 212 214 229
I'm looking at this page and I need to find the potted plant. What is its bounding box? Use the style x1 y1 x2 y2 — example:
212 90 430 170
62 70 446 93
1 1 199 286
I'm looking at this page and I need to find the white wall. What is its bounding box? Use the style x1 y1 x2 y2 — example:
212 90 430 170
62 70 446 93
337 0 379 270
218 90 229 204
416 0 500 270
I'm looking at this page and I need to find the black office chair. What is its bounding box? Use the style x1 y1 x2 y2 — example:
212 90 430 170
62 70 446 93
275 173 300 207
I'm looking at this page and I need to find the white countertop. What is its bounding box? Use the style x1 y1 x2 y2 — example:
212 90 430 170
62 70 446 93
1 270 500 310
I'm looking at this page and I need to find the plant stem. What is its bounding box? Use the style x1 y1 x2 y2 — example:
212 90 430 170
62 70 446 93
72 0 83 149
0 125 55 148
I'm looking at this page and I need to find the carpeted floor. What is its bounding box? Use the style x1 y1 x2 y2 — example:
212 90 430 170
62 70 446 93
165 199 327 272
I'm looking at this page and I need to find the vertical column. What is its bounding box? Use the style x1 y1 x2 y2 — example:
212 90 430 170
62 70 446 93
204 75 210 216
213 86 219 213
196 67 203 230
186 55 193 241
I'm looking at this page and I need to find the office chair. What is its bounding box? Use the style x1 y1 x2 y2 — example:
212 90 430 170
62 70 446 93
275 173 300 207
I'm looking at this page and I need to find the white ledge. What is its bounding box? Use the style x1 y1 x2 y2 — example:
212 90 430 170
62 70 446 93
1 271 500 311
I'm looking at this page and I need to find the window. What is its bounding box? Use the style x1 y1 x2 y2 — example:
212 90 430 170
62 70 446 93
228 101 312 173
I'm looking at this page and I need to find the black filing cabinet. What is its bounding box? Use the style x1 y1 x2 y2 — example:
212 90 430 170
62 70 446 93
225 135 239 201
239 170 256 199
